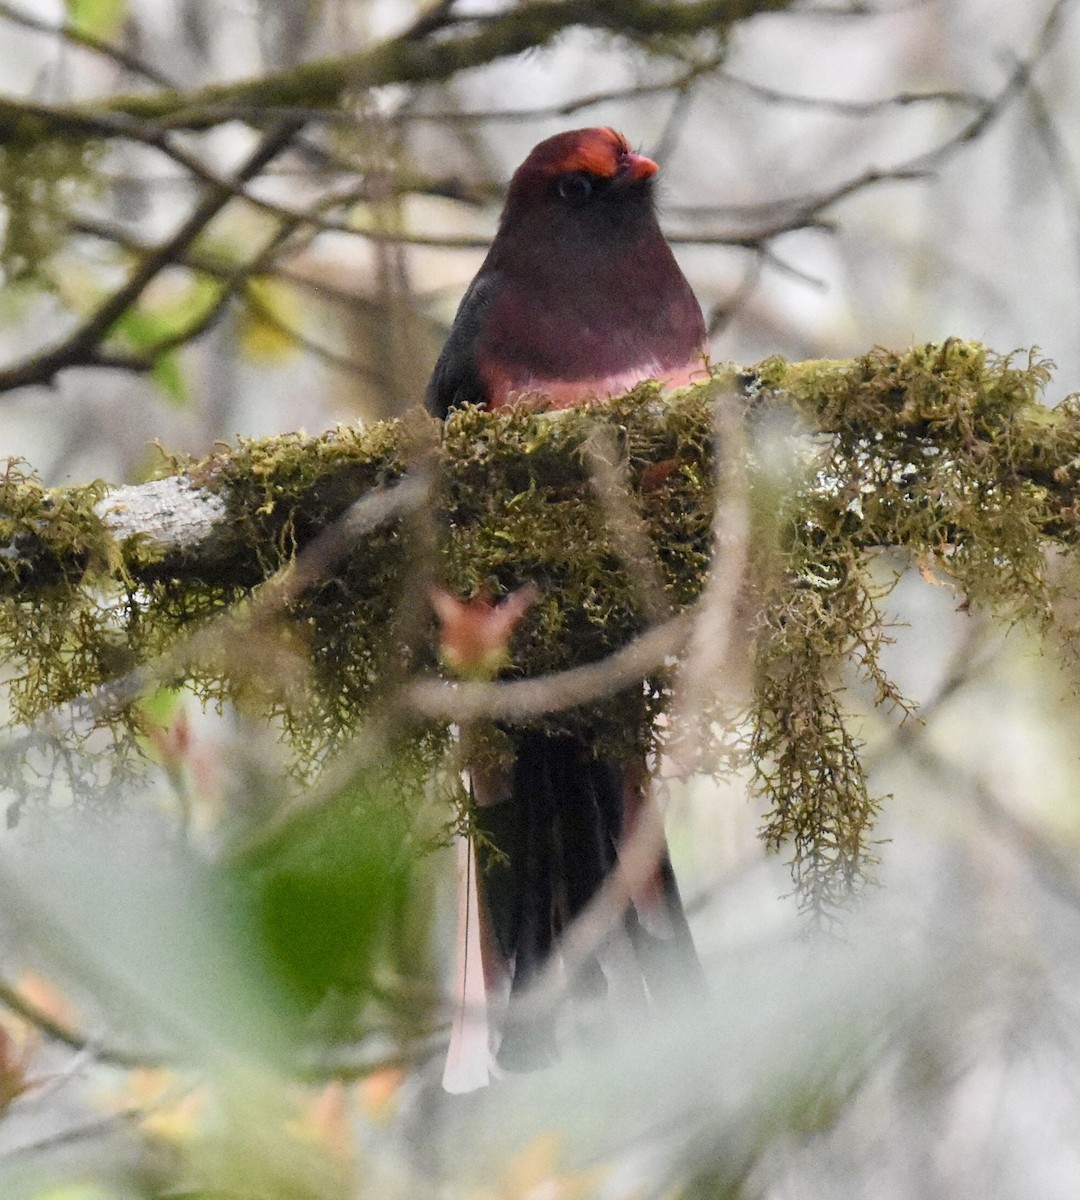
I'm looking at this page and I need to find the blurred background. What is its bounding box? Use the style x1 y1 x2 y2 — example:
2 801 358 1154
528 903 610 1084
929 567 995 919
3 0 1080 1197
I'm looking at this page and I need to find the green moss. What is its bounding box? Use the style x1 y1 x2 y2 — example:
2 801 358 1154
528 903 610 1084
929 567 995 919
0 461 122 718
1 342 1075 909
437 385 715 750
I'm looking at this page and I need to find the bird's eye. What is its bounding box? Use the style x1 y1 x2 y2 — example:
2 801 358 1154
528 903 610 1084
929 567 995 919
557 173 594 203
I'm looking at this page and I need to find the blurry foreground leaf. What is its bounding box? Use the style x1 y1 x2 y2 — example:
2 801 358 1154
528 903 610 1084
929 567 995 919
238 755 434 1033
0 814 298 1066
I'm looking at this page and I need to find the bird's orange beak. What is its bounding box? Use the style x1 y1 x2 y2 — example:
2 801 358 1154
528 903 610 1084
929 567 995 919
622 152 659 183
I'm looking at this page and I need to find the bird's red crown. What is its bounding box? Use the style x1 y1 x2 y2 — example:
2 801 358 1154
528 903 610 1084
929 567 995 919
505 127 658 208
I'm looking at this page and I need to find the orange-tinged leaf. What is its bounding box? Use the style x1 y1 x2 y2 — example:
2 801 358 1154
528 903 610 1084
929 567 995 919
18 971 78 1029
290 1082 354 1160
498 1131 610 1200
100 1067 207 1144
503 1131 564 1196
0 1024 31 1113
139 1085 207 1144
916 557 951 588
357 1065 405 1124
139 1089 206 1142
430 582 540 680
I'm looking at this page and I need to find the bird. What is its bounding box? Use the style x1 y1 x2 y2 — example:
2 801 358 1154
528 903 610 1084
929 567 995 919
427 127 708 1091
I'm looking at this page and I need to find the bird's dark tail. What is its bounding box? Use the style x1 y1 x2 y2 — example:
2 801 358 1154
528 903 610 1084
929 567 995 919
445 734 703 1087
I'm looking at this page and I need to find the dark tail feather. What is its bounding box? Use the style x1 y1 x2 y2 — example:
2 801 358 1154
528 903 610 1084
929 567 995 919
472 734 702 1072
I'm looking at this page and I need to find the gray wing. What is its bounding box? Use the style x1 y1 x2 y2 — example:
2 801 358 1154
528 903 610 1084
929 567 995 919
425 272 501 419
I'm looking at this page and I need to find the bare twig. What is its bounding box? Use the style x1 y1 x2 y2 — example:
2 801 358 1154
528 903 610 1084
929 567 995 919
0 0 173 86
706 255 765 338
392 59 724 125
0 976 159 1069
406 610 693 726
671 0 1075 246
237 278 394 386
519 389 750 1011
72 213 444 362
713 69 985 118
1018 75 1080 318
583 428 673 625
0 1109 144 1162
665 389 751 770
254 474 431 614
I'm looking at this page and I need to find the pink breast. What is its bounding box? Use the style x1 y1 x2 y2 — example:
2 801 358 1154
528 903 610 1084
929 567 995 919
482 357 707 411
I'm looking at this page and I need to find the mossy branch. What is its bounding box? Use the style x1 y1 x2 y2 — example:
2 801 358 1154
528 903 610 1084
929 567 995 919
1 340 1074 907
0 0 795 142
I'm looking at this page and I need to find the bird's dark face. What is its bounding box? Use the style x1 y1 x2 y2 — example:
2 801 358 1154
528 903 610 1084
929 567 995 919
500 127 660 240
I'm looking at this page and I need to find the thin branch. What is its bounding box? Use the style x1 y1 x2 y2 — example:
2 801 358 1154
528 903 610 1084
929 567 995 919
390 59 724 125
666 390 751 769
401 0 463 42
0 1109 144 1162
513 389 751 1018
0 0 794 137
0 0 173 87
70 205 397 383
237 283 393 386
72 213 442 339
406 611 693 725
1024 76 1080 320
0 976 159 1069
712 68 985 118
72 211 314 365
671 0 1075 242
670 168 929 230
583 428 673 625
706 254 764 338
907 0 1075 176
650 64 701 169
0 119 303 395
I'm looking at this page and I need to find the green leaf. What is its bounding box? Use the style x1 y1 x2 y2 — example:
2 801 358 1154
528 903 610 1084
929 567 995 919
111 274 224 406
65 0 127 38
151 349 187 407
246 763 417 1011
136 686 186 729
238 277 304 364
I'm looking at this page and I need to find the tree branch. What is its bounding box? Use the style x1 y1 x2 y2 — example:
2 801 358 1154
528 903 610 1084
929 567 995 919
0 120 302 394
0 0 796 140
0 344 1072 594
0 342 1071 908
0 0 173 86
